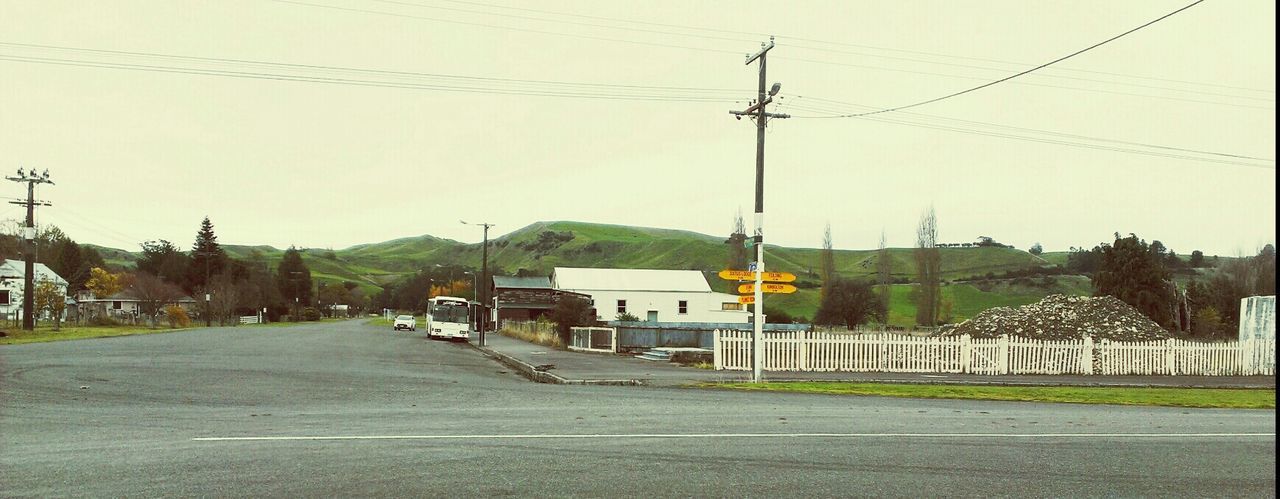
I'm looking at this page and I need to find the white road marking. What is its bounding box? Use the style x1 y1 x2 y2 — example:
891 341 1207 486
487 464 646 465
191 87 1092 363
193 432 1276 442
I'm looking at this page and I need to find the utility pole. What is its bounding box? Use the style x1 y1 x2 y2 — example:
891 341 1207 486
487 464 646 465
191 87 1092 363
461 220 494 346
6 168 54 331
730 37 788 383
194 250 214 327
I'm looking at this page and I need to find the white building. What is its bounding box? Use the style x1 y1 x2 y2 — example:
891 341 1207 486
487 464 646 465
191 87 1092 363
0 259 69 320
550 267 749 324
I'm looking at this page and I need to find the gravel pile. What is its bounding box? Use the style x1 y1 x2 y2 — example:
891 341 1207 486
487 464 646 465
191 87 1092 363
937 294 1172 342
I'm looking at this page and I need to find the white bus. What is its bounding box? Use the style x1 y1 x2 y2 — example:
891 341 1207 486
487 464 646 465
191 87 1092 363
426 296 471 341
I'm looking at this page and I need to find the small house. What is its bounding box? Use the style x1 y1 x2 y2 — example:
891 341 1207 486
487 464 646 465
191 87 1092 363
550 267 749 323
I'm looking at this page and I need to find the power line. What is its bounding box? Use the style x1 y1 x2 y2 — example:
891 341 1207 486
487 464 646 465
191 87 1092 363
267 0 741 56
0 52 742 103
425 0 1275 94
794 95 1275 162
793 0 1213 118
798 0 1208 118
780 55 1273 111
266 0 1271 109
0 41 746 96
781 101 1274 169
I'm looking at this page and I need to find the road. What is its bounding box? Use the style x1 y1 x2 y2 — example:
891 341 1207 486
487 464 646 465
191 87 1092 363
2 320 1274 497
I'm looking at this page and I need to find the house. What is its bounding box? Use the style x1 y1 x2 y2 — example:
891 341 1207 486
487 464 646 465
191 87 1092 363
550 267 749 323
0 259 69 320
491 275 592 325
75 289 198 320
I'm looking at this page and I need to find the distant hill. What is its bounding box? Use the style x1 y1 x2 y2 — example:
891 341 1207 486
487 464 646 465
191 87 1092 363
84 220 1056 316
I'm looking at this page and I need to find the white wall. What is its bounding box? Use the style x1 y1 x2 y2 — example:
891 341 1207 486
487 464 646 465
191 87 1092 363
567 289 750 323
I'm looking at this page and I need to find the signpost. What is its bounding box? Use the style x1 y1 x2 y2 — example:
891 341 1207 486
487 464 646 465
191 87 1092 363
737 283 798 294
719 270 795 283
737 295 755 305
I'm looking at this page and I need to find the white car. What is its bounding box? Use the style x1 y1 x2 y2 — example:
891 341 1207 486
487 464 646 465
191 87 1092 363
393 315 416 331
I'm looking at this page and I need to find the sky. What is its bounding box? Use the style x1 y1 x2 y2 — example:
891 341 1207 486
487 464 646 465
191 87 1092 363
1 0 1274 257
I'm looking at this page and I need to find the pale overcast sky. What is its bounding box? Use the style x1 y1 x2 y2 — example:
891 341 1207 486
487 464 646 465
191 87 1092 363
2 0 1274 256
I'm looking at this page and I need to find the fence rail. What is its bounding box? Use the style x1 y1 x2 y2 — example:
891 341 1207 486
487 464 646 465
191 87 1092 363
713 330 1275 376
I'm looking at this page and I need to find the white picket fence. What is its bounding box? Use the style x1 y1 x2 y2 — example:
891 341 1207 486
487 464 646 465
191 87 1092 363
713 330 1276 376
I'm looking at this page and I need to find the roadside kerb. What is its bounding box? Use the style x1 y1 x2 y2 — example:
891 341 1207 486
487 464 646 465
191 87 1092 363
469 341 644 386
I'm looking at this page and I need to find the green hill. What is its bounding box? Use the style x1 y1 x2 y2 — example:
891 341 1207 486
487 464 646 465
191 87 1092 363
86 220 1064 318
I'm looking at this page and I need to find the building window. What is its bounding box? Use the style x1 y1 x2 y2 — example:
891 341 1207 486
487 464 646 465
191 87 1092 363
616 299 626 314
678 300 688 314
0 290 9 305
112 301 122 310
722 302 742 311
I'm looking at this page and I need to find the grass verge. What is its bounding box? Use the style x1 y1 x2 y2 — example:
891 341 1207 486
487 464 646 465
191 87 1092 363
0 325 198 345
698 382 1275 409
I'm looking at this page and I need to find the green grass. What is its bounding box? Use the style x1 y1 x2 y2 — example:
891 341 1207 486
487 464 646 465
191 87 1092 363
0 324 198 345
701 382 1276 409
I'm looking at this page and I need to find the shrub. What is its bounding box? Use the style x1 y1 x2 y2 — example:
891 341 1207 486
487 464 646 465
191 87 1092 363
301 307 322 321
164 305 192 328
616 312 640 322
90 315 120 326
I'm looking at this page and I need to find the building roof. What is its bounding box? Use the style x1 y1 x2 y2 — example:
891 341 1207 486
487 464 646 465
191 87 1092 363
551 267 711 293
0 259 67 286
492 276 552 290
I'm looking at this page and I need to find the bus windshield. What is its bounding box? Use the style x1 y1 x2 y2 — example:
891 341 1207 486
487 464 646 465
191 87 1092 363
430 302 469 323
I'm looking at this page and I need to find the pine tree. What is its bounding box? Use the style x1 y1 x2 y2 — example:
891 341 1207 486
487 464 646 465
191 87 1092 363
276 246 313 308
186 217 227 292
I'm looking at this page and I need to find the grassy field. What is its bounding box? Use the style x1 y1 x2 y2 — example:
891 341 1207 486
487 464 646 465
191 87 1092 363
701 382 1276 409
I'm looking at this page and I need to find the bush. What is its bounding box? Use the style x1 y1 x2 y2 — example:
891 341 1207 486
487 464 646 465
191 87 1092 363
616 312 640 322
300 307 322 321
164 305 192 328
90 315 120 326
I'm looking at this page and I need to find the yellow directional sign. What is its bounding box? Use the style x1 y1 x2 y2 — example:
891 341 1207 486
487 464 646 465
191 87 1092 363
738 283 798 294
760 271 796 283
737 295 755 304
718 270 755 281
719 270 798 282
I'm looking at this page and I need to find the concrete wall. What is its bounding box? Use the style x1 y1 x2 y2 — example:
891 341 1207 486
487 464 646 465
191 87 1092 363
608 321 810 349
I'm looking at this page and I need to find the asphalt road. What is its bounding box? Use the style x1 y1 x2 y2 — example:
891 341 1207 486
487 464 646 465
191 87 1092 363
2 320 1274 497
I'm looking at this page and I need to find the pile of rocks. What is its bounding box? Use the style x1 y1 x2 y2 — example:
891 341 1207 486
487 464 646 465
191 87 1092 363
937 294 1172 342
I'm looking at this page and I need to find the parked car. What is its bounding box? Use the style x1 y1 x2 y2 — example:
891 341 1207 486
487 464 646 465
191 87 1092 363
393 315 416 331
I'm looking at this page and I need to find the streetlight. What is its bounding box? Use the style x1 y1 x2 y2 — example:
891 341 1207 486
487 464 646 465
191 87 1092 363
461 220 494 346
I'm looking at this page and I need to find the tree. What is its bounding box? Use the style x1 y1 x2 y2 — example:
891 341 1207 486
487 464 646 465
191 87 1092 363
814 278 886 329
1029 242 1043 255
725 209 748 271
84 267 124 322
276 246 313 312
820 222 835 300
34 278 67 330
1066 245 1104 275
875 230 892 327
1093 234 1175 328
206 273 241 325
615 311 640 322
138 240 191 287
129 272 184 327
1254 244 1276 295
186 217 227 292
548 295 595 344
913 206 941 327
1189 250 1205 268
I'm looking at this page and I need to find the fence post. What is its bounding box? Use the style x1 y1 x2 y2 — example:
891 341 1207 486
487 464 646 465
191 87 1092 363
1081 336 1094 375
998 335 1010 374
713 329 722 370
959 335 971 374
1165 338 1177 375
798 330 809 371
1240 337 1253 375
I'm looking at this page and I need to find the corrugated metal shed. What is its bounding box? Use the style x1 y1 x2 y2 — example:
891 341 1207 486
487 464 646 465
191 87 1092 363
551 267 711 293
492 276 552 290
